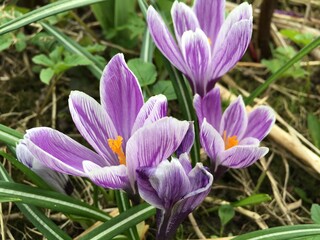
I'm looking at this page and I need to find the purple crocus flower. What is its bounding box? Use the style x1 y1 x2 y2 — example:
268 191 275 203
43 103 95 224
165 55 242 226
147 0 253 96
16 141 72 194
17 54 193 194
194 87 275 178
136 153 213 240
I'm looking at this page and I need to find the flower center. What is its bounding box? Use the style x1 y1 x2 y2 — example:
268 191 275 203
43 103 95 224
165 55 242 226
223 130 239 150
208 37 212 45
108 136 126 165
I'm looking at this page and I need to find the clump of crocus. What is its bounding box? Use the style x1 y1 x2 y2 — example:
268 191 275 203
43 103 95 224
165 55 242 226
194 87 275 178
17 53 193 195
136 153 213 240
147 0 253 96
16 141 72 194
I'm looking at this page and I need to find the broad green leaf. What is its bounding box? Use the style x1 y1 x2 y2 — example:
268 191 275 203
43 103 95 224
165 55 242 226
0 0 109 36
32 54 54 66
307 113 320 148
79 203 155 240
311 204 320 224
64 54 92 66
218 205 235 226
127 58 157 87
15 32 27 52
232 194 272 207
0 34 13 51
280 29 315 46
245 36 320 105
40 68 55 84
0 181 111 222
233 224 320 240
152 80 177 100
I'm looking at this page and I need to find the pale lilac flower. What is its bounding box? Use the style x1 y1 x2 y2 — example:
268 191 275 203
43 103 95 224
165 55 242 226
18 54 194 194
16 141 72 194
194 87 275 178
136 153 213 240
147 0 253 96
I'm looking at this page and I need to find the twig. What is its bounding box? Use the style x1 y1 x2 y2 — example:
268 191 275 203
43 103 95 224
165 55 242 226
188 213 206 239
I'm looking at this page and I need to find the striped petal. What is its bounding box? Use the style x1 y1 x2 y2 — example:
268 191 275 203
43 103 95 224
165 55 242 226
100 53 143 143
69 91 118 165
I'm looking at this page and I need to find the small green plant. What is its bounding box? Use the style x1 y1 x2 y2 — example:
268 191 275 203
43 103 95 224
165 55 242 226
280 29 316 47
261 46 308 79
32 46 91 84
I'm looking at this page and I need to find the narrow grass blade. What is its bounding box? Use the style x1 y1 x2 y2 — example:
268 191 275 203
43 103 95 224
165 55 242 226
41 22 104 78
79 203 156 240
0 124 22 146
115 191 140 240
245 36 320 105
163 59 200 166
0 181 111 222
137 0 148 18
0 163 72 240
0 0 109 35
233 224 320 240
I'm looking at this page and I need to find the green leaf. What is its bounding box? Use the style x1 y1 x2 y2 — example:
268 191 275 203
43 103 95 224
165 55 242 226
233 224 320 240
41 22 104 78
0 0 109 36
0 163 72 240
63 54 92 66
152 80 177 100
280 29 315 46
40 68 55 84
15 32 27 52
232 194 272 207
307 113 320 148
127 58 157 87
0 181 111 222
311 204 320 224
218 205 235 226
32 54 54 66
79 203 155 240
0 124 21 146
0 196 21 203
0 34 13 51
245 36 320 105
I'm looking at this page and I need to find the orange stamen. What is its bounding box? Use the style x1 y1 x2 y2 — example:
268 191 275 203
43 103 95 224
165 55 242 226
108 136 126 165
208 37 212 45
223 130 239 150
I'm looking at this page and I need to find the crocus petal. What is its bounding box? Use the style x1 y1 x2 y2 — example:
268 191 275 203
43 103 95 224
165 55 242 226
69 91 118 165
194 87 222 129
244 106 275 141
100 53 143 142
176 122 194 157
156 162 212 239
193 0 225 48
171 1 200 43
126 117 190 191
200 119 224 163
220 96 248 139
147 6 187 73
178 153 192 174
131 94 167 134
219 146 269 168
136 167 163 209
16 141 71 194
211 3 253 79
178 163 213 210
83 161 130 190
239 137 260 146
181 28 211 95
24 127 105 176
